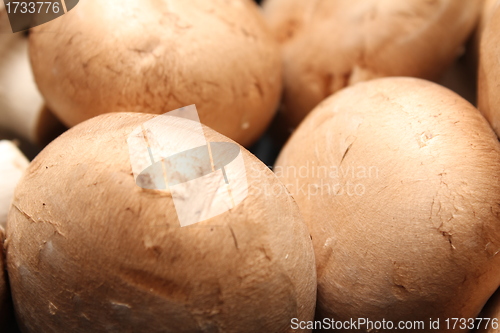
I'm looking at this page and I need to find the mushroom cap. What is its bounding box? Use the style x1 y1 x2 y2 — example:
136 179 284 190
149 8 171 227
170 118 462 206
7 112 316 333
29 0 282 147
275 77 500 328
263 0 481 127
478 3 500 137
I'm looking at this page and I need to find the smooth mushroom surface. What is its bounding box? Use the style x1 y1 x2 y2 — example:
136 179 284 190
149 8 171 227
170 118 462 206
29 0 282 147
0 141 29 229
478 3 500 137
262 0 481 127
275 77 500 332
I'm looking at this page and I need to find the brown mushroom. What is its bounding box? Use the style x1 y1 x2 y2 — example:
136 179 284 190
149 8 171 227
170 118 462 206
275 77 500 332
7 112 316 332
29 0 282 147
478 2 500 137
262 0 481 128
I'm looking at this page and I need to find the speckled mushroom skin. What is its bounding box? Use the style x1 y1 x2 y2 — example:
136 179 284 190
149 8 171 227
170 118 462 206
262 0 481 128
29 0 281 147
6 113 316 333
275 77 500 333
478 3 500 138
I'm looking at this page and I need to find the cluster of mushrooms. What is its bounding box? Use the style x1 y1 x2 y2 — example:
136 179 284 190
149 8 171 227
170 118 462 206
1 0 500 332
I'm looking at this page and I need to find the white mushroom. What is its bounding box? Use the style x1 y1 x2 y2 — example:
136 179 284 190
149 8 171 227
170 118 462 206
0 5 64 145
0 141 29 229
